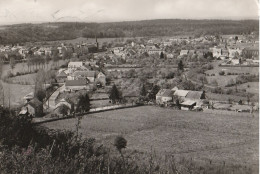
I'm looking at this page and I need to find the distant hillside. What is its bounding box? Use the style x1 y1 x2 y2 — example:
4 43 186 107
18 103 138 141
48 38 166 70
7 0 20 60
0 19 258 44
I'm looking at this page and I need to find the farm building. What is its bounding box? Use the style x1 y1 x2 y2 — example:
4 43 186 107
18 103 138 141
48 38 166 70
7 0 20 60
68 71 96 82
68 61 84 70
20 98 43 117
180 50 189 56
156 89 173 104
56 70 68 83
180 100 196 110
65 79 89 91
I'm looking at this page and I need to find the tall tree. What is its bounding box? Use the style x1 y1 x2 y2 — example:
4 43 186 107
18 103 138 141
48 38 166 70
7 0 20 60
9 57 16 72
34 70 46 102
178 60 184 71
76 93 91 113
160 52 164 59
148 85 160 100
140 84 147 97
58 104 70 117
109 84 121 104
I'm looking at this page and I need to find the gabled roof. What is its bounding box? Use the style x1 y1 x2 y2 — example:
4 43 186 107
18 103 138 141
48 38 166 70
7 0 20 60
27 98 42 108
156 89 173 97
57 70 67 77
186 91 204 99
65 80 87 86
68 61 83 67
180 50 189 54
97 72 105 78
173 90 189 97
181 100 196 106
73 71 95 77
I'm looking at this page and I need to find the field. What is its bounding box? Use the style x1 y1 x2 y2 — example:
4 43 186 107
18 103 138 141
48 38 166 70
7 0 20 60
0 80 34 106
206 92 259 103
236 82 259 94
206 66 259 76
1 59 67 78
43 106 258 171
7 73 37 85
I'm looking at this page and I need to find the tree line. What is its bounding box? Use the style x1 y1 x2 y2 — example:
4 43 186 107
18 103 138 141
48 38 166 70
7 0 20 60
0 19 258 44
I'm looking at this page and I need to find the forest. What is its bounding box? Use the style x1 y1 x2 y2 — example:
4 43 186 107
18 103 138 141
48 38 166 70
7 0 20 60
0 19 258 44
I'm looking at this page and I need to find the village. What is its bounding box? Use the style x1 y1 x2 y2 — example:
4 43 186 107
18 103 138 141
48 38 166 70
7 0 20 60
0 0 259 172
0 32 258 119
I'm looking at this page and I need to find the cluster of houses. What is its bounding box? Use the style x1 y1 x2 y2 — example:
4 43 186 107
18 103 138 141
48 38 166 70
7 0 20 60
0 39 100 62
156 87 206 110
57 61 106 92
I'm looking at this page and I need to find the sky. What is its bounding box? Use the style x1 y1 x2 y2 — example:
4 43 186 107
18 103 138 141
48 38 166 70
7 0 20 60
0 0 258 24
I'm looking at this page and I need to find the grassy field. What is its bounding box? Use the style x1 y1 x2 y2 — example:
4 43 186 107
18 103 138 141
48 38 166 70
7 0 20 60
0 80 34 106
206 66 259 76
1 59 67 78
7 73 37 85
236 82 259 94
207 75 237 87
43 106 258 171
206 92 259 103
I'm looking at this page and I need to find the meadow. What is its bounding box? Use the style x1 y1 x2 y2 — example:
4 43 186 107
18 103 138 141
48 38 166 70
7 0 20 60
0 80 34 106
43 106 258 172
205 66 259 87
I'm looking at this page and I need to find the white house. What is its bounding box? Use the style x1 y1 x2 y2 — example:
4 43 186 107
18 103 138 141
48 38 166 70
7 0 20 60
180 50 189 56
68 62 84 70
156 89 173 104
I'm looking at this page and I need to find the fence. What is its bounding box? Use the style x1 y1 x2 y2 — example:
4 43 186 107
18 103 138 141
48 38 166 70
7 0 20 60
203 109 257 117
33 103 143 124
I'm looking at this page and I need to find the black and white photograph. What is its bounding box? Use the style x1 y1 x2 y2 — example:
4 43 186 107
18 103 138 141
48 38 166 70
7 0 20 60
0 0 259 173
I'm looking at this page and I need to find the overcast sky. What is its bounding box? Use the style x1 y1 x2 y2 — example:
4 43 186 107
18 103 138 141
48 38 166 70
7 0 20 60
0 0 258 24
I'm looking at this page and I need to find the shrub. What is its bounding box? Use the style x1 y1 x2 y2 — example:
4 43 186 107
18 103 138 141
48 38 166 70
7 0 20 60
226 89 233 95
219 71 225 75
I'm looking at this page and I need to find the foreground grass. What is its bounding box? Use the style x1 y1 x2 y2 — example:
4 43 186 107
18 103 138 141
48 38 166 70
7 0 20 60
0 106 258 173
43 106 259 172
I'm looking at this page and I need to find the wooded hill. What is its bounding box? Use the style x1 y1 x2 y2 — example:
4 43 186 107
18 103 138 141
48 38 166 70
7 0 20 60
0 19 258 44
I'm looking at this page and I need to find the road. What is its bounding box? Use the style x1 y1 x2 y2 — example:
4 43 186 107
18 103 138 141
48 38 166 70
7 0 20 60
44 85 65 110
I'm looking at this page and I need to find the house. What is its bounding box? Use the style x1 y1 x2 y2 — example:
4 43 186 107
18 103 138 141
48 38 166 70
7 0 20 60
23 98 43 117
228 48 242 58
174 90 205 106
65 79 89 91
156 89 173 104
68 61 84 70
212 47 222 58
163 41 172 46
166 53 174 59
180 100 196 110
56 70 68 83
173 90 189 99
180 50 189 56
68 71 95 82
85 61 97 66
96 72 106 86
185 91 205 100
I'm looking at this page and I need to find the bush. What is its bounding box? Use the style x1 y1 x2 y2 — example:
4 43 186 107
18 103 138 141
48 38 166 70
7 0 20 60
212 87 223 94
219 71 225 76
226 89 233 95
